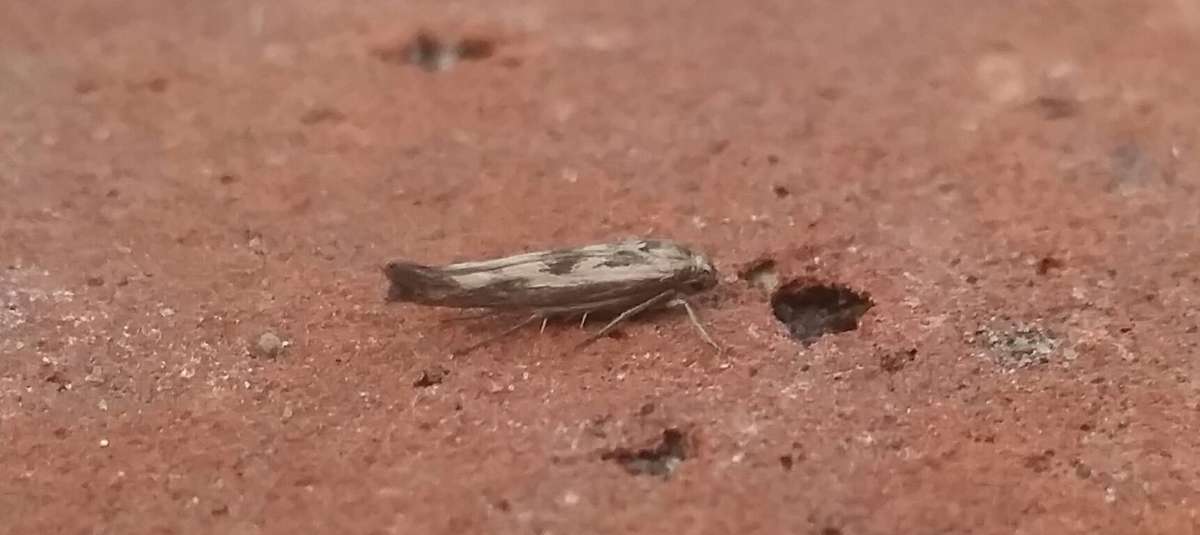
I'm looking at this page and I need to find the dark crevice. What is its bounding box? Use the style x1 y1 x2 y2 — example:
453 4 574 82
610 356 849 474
771 281 873 344
601 428 688 477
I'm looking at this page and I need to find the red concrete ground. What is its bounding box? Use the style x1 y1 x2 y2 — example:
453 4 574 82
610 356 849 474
2 1 1199 533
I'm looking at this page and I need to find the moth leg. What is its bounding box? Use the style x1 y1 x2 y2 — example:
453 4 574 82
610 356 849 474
577 290 675 348
578 312 589 329
539 317 549 334
451 313 541 356
669 297 720 351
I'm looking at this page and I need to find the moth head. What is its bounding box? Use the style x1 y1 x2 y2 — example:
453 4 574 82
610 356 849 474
684 253 718 292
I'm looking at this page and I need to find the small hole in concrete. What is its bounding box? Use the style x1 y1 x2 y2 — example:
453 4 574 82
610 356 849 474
601 428 688 477
1035 256 1065 275
413 365 449 387
879 348 917 374
771 281 873 344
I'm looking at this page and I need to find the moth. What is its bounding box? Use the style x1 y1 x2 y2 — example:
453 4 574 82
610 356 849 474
383 238 720 354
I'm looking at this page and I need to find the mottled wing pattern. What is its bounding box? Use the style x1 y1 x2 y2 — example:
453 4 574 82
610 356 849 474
385 239 706 312
435 239 694 310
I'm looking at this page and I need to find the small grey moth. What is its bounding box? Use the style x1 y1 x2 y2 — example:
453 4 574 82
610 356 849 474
383 238 719 354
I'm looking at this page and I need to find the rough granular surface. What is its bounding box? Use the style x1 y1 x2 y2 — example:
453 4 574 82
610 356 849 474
972 318 1065 369
2 1 1199 534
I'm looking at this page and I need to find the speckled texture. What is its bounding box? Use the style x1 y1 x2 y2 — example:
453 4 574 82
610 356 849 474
2 1 1199 533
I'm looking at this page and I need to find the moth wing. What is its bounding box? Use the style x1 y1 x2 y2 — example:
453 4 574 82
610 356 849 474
436 240 692 309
